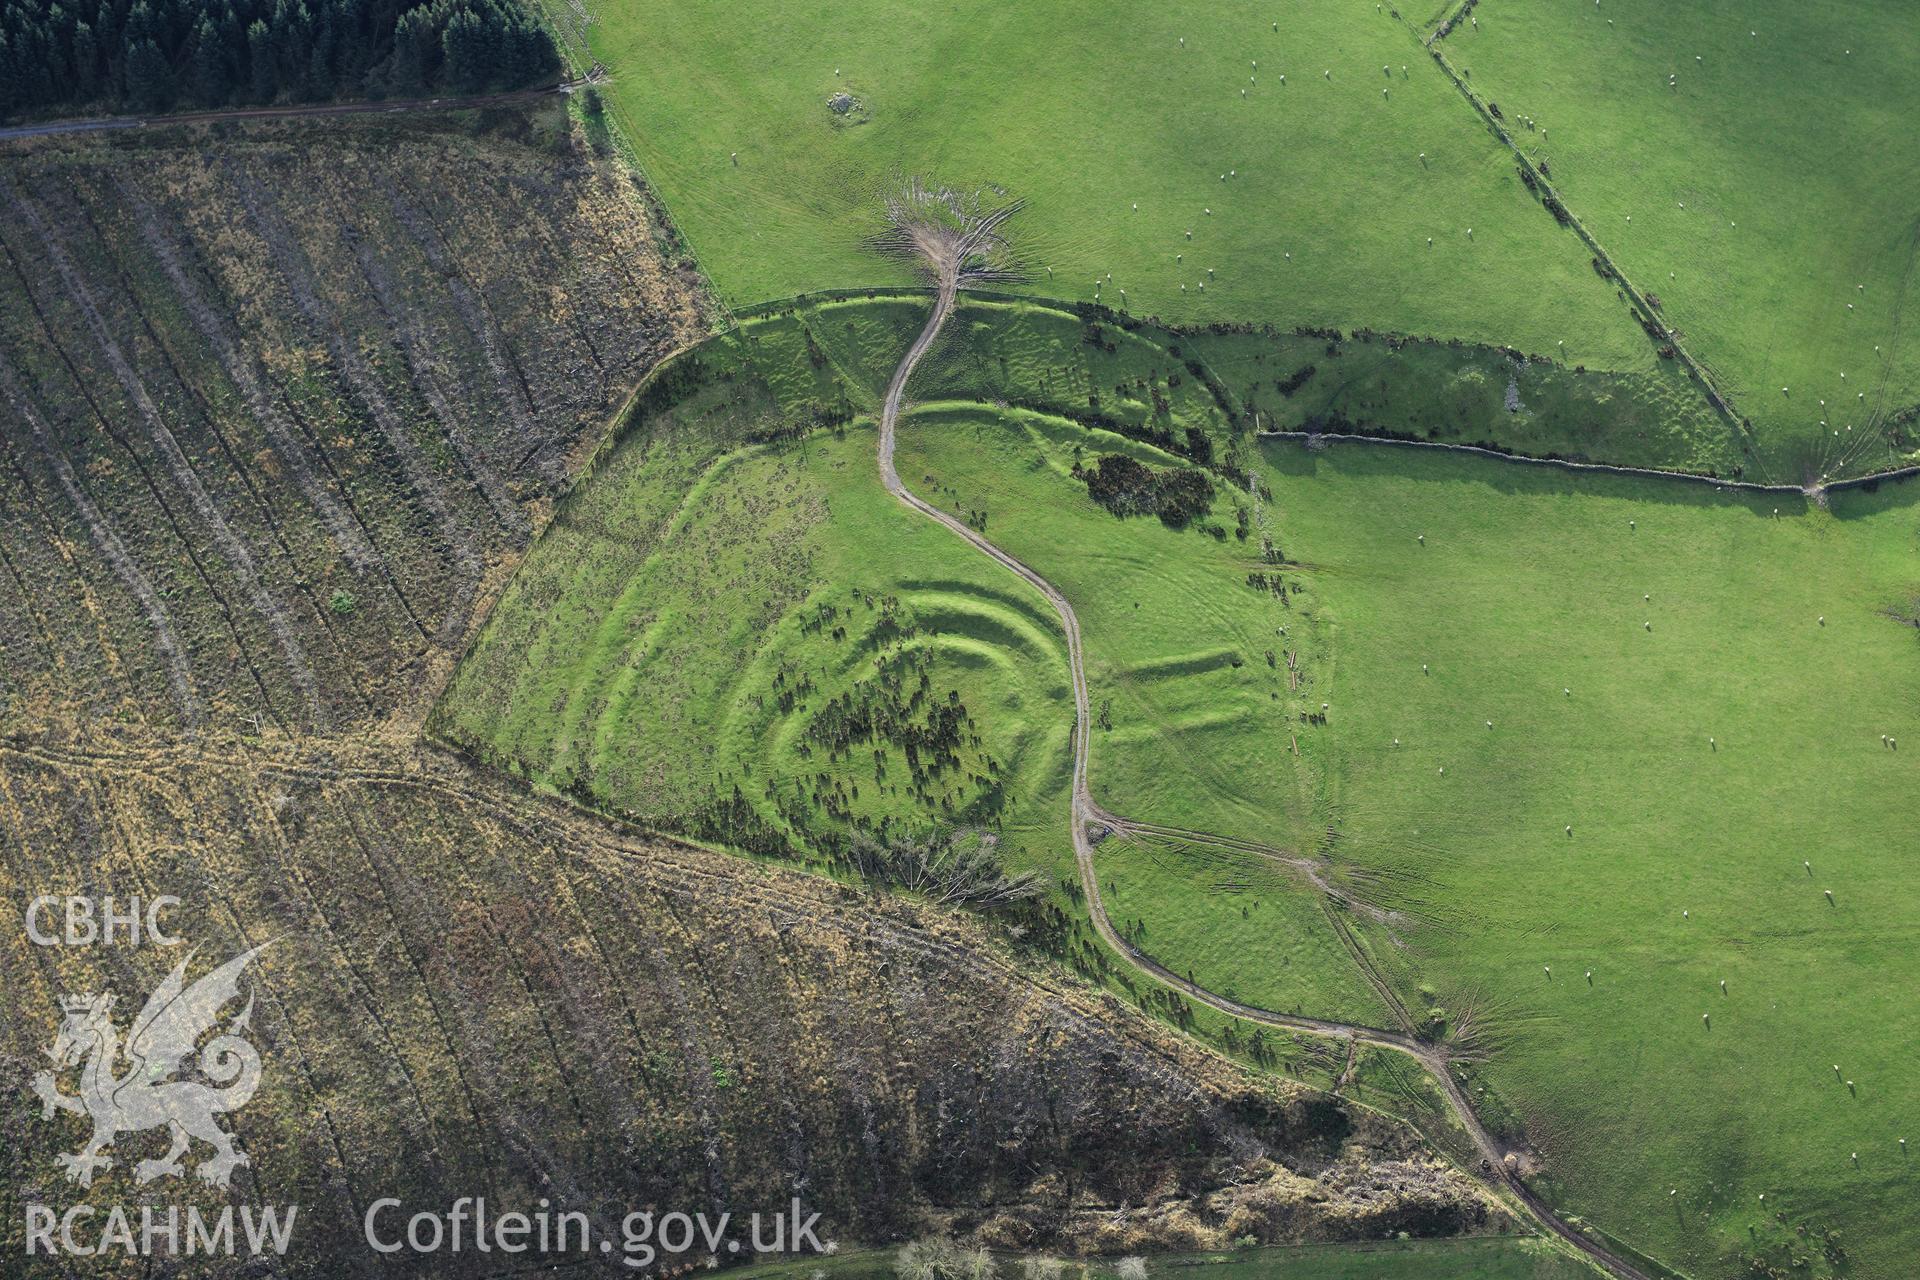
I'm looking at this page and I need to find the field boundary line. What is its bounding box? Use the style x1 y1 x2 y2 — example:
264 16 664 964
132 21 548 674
519 0 736 334
1258 430 1920 498
1407 9 1750 450
736 288 1920 494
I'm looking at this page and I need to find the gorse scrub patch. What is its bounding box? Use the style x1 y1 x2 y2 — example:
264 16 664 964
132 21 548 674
1076 453 1216 528
0 0 560 120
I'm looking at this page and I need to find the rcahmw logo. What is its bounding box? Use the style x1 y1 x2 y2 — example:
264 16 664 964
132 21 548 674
21 893 298 1260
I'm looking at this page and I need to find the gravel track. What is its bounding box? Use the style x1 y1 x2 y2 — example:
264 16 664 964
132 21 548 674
875 239 1655 1280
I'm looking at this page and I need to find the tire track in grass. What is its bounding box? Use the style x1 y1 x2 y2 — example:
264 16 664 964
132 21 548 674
874 220 1655 1280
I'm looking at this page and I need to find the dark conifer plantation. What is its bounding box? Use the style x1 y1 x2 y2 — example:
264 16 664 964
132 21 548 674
0 0 561 119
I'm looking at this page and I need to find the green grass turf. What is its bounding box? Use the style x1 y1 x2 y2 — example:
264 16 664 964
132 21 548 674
833 290 1728 473
574 0 1655 372
899 391 1920 1278
1251 441 1920 1278
1447 0 1920 480
897 403 1317 849
433 323 1074 865
443 299 1920 1277
1183 327 1734 476
1098 830 1392 1027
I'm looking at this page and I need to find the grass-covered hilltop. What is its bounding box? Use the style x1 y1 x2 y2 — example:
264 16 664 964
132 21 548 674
439 292 1920 1279
4 0 1916 1277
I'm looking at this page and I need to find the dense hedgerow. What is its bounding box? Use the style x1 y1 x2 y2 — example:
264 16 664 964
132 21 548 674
0 0 560 119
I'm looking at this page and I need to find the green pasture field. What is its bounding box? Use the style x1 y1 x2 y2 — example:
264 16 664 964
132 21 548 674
441 297 1920 1277
572 0 1655 373
1097 830 1393 1027
1183 327 1733 476
1447 0 1920 480
902 396 1920 1277
781 291 1726 474
1257 442 1920 1280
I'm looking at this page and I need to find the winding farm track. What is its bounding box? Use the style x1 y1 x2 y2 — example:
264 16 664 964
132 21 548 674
877 249 1656 1280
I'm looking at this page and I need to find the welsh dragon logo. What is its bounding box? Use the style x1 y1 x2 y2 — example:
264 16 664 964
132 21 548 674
30 943 272 1189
